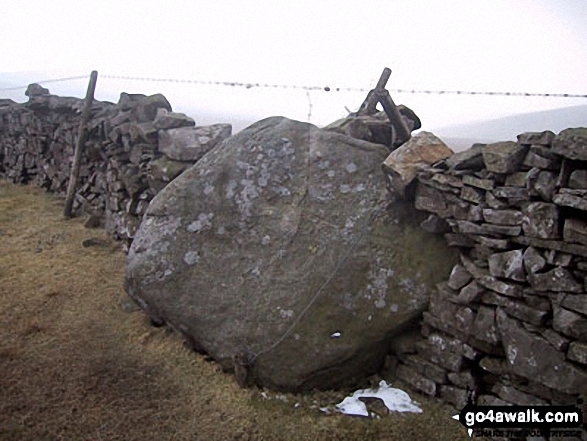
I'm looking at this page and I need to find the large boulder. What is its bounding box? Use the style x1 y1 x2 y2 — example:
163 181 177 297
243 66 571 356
126 117 457 391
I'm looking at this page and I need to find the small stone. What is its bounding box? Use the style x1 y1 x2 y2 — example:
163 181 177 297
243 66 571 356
563 218 587 246
481 223 521 237
396 364 437 396
544 250 572 267
134 93 172 122
25 83 50 97
479 356 509 375
488 249 525 282
431 173 463 189
553 304 587 340
455 281 485 304
528 267 583 292
503 299 548 326
552 127 587 161
415 341 465 372
567 341 587 364
153 108 196 130
468 204 483 222
482 141 528 174
560 294 587 315
462 175 494 190
82 238 108 248
527 168 557 201
569 169 587 189
517 131 555 146
522 202 560 239
472 305 500 344
493 186 529 203
492 383 548 406
478 275 523 297
471 235 510 250
414 183 450 218
448 264 472 290
522 145 561 170
460 186 484 204
444 233 475 248
482 208 523 226
485 191 509 209
445 144 484 170
553 192 587 211
439 385 469 409
523 247 547 274
158 124 232 162
402 354 448 384
504 171 528 187
513 235 587 258
541 328 570 352
447 371 476 389
496 309 587 394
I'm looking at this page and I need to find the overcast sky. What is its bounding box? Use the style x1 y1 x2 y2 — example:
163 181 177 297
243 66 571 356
1 0 586 132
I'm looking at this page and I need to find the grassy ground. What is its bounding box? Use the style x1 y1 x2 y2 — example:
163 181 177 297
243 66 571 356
0 180 470 440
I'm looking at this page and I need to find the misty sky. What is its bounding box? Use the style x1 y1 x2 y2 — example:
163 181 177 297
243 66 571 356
1 0 586 132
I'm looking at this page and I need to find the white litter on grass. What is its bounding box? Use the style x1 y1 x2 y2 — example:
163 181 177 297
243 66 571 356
330 332 342 338
335 381 422 417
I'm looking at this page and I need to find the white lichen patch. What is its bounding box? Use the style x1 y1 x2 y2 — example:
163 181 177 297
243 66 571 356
318 160 330 170
366 265 395 310
183 250 200 266
277 307 294 319
225 179 238 199
187 213 214 233
261 235 271 246
345 163 358 173
390 304 399 313
327 170 335 178
340 184 352 194
506 346 518 364
203 184 214 195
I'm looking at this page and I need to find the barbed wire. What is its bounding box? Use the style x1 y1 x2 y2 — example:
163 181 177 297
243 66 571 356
1 73 586 98
0 75 88 92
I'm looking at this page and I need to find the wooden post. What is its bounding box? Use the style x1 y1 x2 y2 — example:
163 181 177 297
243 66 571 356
64 70 98 219
376 88 411 145
356 67 391 116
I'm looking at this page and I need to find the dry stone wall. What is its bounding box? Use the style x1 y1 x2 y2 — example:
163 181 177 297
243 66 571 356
394 128 587 410
0 85 231 247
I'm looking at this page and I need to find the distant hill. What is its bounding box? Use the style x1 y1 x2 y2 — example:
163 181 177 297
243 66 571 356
431 104 587 151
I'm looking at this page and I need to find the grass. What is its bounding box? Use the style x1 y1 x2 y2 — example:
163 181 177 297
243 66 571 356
0 180 470 440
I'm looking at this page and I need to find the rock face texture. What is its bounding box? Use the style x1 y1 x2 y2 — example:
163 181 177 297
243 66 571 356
126 117 456 391
394 128 587 410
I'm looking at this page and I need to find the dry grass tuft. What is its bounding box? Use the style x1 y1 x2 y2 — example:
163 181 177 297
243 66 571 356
0 181 469 440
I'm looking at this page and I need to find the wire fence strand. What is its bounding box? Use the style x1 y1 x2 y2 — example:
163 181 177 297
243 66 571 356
1 73 586 98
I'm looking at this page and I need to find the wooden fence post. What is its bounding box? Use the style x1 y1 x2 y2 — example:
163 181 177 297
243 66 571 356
64 70 98 219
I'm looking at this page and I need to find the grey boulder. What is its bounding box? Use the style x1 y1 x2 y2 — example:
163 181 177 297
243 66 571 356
126 117 456 391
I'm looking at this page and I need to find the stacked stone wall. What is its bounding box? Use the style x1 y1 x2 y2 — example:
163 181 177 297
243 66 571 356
0 87 231 247
395 128 587 410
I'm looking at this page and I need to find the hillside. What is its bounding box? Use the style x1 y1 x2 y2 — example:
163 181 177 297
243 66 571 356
432 104 587 150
